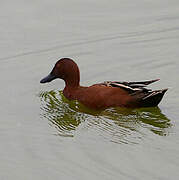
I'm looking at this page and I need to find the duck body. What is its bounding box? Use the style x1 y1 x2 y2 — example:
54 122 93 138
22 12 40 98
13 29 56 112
40 58 168 110
63 84 131 109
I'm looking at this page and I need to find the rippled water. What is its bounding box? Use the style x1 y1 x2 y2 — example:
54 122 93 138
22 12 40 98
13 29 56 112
1 0 179 179
39 91 171 141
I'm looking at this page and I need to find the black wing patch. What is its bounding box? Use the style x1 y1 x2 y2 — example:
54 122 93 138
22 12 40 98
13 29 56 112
102 79 160 94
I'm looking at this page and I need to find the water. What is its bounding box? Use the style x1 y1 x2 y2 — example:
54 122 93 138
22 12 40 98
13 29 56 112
0 0 179 179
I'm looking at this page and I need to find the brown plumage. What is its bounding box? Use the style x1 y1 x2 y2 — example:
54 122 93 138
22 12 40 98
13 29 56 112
40 58 168 110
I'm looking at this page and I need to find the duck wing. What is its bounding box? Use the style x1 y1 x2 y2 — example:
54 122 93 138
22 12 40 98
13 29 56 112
101 79 167 107
102 79 160 94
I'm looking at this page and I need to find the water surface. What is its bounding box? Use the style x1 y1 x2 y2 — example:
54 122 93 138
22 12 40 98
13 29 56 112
0 0 179 179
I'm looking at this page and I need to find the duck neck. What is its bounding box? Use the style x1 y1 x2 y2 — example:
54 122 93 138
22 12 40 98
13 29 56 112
62 61 80 89
64 74 80 89
63 75 80 100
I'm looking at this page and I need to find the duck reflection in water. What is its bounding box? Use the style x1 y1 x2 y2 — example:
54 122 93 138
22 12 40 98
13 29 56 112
39 90 172 143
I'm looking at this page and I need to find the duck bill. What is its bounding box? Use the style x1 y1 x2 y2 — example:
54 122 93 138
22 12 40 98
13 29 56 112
40 73 56 83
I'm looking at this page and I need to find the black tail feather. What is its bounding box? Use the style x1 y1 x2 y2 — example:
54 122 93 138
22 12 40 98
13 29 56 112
140 89 168 107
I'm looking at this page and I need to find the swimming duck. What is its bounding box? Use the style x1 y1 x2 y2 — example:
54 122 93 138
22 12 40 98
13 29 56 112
40 58 168 109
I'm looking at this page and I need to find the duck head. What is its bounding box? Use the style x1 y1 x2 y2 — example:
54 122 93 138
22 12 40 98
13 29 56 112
40 58 80 87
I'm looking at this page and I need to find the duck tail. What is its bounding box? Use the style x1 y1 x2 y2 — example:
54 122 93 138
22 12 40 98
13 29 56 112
140 89 168 107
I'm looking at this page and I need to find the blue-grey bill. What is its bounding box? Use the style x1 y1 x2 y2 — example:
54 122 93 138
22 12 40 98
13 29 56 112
40 74 56 83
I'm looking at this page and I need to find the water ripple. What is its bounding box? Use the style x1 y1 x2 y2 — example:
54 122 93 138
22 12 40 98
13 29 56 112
39 90 172 144
1 26 178 62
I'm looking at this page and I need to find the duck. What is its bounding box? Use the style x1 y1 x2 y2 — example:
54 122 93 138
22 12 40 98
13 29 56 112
40 58 168 110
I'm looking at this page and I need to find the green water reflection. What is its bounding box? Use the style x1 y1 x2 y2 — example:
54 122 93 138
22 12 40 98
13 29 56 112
39 90 172 142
